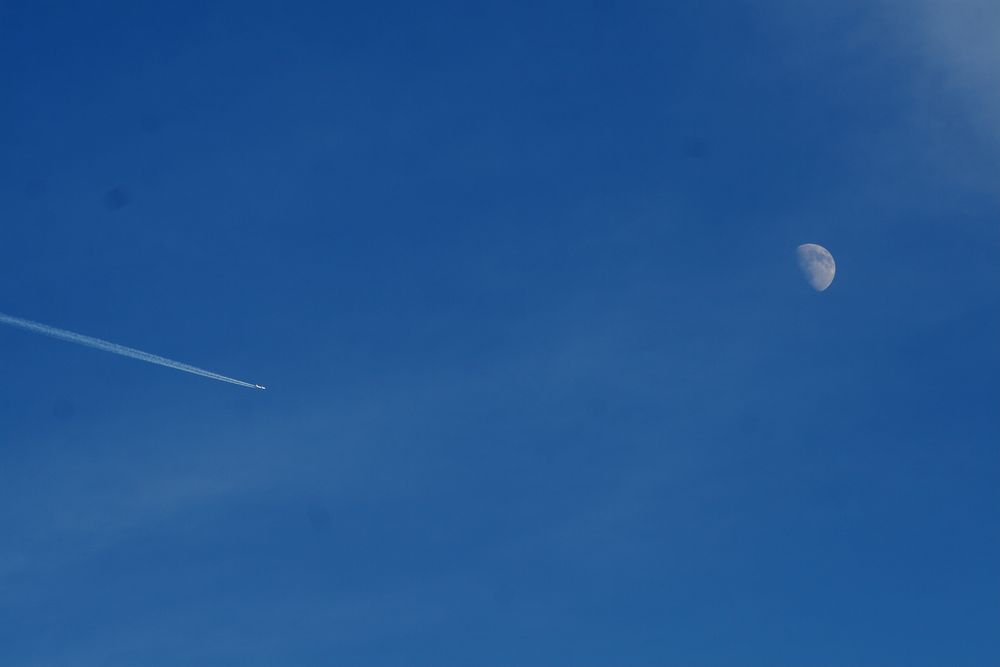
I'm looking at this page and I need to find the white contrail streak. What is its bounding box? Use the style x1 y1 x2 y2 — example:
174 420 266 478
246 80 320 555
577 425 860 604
0 311 265 390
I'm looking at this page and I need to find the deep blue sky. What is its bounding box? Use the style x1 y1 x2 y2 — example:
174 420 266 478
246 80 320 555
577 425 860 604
1 2 998 665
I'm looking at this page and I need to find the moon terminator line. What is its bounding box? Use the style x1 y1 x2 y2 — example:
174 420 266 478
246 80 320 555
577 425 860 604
0 311 265 390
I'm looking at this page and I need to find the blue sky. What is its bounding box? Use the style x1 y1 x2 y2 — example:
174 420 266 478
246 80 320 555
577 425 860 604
1 1 998 664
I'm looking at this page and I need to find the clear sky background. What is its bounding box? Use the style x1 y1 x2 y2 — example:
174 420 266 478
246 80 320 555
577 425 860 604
1 1 998 665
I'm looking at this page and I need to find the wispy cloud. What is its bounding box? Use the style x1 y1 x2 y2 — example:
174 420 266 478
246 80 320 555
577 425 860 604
889 0 1000 144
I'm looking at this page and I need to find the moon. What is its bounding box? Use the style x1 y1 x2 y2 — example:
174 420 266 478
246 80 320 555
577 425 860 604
796 243 836 291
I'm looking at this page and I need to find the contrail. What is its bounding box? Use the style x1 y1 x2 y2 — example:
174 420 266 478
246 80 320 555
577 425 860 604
0 311 265 390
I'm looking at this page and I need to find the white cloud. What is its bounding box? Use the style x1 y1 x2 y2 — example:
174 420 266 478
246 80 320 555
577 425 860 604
890 0 1000 143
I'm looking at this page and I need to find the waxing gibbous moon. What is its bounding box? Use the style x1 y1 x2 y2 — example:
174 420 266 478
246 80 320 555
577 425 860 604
796 243 836 291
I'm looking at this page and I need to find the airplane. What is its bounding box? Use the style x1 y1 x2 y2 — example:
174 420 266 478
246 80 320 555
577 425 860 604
255 384 267 390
